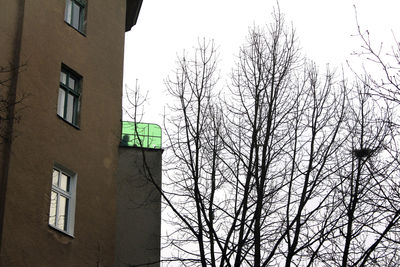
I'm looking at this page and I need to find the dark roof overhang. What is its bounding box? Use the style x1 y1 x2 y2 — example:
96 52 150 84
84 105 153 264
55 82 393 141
125 0 143 32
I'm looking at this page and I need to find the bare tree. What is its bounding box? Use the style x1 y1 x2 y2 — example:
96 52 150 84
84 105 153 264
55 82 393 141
130 9 400 267
162 38 221 266
0 63 25 144
352 10 400 108
336 11 400 266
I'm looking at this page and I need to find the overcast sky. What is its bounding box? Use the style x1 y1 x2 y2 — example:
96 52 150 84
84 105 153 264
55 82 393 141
123 0 400 127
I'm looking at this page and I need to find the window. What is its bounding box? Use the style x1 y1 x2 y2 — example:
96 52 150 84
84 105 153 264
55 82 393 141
57 66 81 126
64 0 87 33
48 166 77 235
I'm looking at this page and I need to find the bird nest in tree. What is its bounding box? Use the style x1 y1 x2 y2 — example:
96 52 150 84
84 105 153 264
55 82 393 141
353 148 374 158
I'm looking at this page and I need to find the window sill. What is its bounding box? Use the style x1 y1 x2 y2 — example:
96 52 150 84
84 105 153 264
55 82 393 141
57 115 81 130
64 21 86 37
48 224 75 238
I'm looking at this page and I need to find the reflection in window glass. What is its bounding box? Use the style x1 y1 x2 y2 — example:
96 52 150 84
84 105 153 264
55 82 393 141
71 2 80 29
60 173 70 192
57 89 65 117
60 72 67 85
65 0 72 24
52 169 59 186
49 191 57 226
66 94 74 123
58 196 69 231
68 77 75 90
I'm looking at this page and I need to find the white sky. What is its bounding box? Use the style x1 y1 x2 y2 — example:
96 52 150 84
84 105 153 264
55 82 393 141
123 0 400 127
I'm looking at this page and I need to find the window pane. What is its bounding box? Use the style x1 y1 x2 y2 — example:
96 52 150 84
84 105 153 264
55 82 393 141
59 173 70 192
57 88 65 117
49 191 57 226
66 93 74 123
68 76 75 90
81 10 87 33
75 97 80 124
71 2 80 29
60 71 67 85
58 196 69 231
52 169 59 186
65 0 72 24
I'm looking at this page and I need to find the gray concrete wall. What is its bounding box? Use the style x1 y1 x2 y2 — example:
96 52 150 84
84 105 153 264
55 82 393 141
116 147 162 267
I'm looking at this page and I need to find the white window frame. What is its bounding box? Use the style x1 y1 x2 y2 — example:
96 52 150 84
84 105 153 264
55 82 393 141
48 164 77 236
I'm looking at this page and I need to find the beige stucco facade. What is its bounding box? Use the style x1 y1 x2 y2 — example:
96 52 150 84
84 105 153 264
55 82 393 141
0 0 161 266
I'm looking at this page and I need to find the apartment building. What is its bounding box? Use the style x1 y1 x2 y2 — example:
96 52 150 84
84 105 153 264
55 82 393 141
0 0 161 266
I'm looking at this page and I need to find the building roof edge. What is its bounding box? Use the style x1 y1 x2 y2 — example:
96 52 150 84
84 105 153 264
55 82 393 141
125 0 143 32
